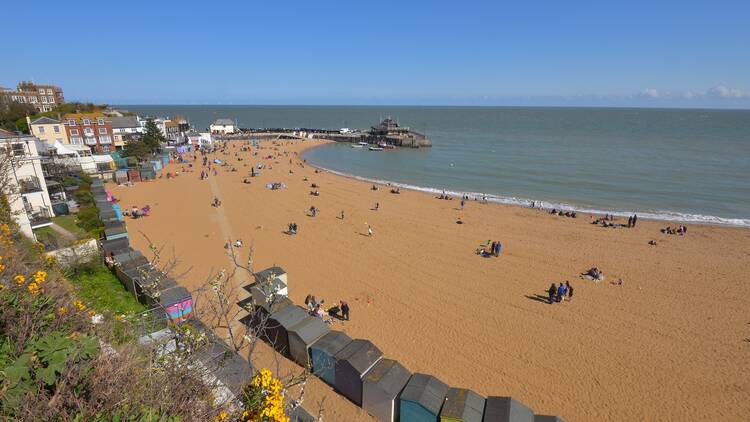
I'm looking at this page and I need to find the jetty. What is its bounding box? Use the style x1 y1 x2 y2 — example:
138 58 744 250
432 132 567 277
219 118 431 148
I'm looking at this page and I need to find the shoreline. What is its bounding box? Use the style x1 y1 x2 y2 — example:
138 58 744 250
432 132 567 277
113 138 750 421
299 140 750 228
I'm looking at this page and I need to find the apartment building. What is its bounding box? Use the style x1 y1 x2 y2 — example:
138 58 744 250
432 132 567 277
63 112 114 153
111 116 144 150
1 81 64 113
28 116 69 146
0 129 54 238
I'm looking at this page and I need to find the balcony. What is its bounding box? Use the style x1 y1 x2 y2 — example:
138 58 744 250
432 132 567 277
18 176 43 194
84 137 98 146
26 206 53 228
99 135 112 144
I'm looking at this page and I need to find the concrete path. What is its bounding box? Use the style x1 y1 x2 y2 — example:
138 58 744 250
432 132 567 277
50 223 77 241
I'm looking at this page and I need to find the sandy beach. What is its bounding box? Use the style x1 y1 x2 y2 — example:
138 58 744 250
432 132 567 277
111 139 750 421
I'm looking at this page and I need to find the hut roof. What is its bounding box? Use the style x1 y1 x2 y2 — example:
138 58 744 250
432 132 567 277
311 330 352 355
363 358 412 397
400 373 449 416
269 304 308 329
441 388 485 422
534 416 566 422
483 396 534 422
159 285 191 306
101 238 130 255
253 266 286 283
103 219 125 230
288 316 329 345
112 249 145 267
334 339 383 375
105 226 127 237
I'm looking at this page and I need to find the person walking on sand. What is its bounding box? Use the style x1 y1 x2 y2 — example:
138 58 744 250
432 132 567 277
375 202 379 211
556 282 567 302
460 199 465 210
566 281 573 302
340 210 345 220
340 300 350 321
633 214 638 227
368 224 373 237
548 283 557 304
627 216 633 228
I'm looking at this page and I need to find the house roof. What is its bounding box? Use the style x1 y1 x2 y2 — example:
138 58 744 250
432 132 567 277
111 116 139 129
212 118 234 125
30 116 60 125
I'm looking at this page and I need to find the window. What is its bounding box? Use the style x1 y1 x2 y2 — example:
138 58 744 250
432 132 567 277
98 128 107 134
41 97 47 103
29 96 37 103
83 119 91 125
97 118 104 125
84 128 93 135
70 129 79 135
67 119 76 126
38 126 45 134
48 96 55 103
46 89 52 95
53 126 60 133
71 137 83 145
39 89 45 94
12 143 25 156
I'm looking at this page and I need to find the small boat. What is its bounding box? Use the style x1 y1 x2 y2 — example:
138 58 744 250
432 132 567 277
358 142 369 146
368 146 384 151
351 144 364 148
383 144 395 150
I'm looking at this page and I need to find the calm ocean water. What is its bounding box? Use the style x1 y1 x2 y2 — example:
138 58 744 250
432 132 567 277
123 106 750 226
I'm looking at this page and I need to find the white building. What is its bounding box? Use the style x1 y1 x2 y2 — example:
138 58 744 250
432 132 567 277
111 116 145 150
0 130 54 238
210 118 236 134
42 141 115 176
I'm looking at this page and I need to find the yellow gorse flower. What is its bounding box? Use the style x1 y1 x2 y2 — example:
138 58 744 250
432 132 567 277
73 300 86 312
58 307 68 315
14 274 25 284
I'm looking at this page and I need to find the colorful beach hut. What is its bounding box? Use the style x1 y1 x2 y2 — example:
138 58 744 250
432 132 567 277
399 373 449 422
482 397 534 422
159 285 193 324
287 315 330 366
334 339 383 406
310 330 353 386
264 304 308 357
362 358 412 422
440 388 485 422
104 224 128 240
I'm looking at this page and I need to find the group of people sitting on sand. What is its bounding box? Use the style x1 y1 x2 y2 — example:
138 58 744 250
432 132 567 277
550 209 577 218
390 187 400 194
310 190 320 196
287 223 298 235
476 240 502 257
304 295 350 322
212 197 222 207
582 267 604 281
308 206 319 217
661 225 688 235
547 281 573 304
124 205 150 219
437 191 454 200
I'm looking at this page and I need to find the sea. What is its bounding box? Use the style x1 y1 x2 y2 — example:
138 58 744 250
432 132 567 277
121 105 750 227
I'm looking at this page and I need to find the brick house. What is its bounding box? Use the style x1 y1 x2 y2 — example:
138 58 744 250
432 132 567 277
63 112 114 153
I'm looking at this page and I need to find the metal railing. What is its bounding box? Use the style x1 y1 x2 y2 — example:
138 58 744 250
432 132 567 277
27 206 53 227
18 176 42 193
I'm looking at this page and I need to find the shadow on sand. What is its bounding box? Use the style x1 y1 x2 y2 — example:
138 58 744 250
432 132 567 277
525 294 551 305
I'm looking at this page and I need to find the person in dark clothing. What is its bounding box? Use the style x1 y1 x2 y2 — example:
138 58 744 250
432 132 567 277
632 214 638 227
628 216 633 228
548 283 557 304
565 281 573 302
340 300 350 320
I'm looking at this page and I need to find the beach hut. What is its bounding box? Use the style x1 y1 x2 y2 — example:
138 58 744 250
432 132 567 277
245 296 294 328
112 249 147 270
263 304 308 357
104 224 128 240
101 237 130 257
399 373 449 422
254 266 288 285
287 316 330 367
362 358 412 422
118 263 158 300
127 168 141 183
104 219 126 231
114 169 128 184
249 277 289 307
334 339 383 406
482 397 533 422
158 285 193 324
310 330 353 386
533 416 565 422
440 388 485 422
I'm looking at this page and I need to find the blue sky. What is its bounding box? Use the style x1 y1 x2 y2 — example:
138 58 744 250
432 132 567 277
4 0 750 107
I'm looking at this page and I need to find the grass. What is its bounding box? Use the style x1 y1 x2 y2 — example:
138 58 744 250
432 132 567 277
68 263 146 315
53 214 89 238
32 226 57 244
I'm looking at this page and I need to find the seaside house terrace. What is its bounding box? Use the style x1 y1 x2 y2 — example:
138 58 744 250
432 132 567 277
0 81 64 113
63 112 114 153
